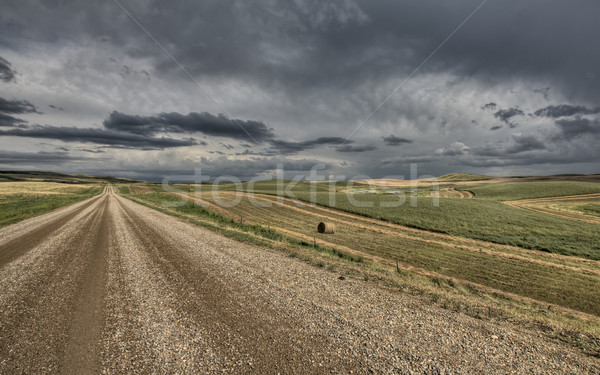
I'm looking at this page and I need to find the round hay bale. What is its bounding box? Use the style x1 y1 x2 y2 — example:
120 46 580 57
317 222 335 234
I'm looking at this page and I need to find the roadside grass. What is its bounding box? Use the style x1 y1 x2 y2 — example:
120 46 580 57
463 181 600 201
121 188 600 357
0 184 103 227
117 185 130 194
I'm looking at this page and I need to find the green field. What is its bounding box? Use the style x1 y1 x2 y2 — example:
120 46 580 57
463 181 600 201
302 193 600 259
576 204 600 217
173 180 600 260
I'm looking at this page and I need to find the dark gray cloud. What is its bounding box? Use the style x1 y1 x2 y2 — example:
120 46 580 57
493 107 524 124
504 134 546 154
0 97 39 114
436 141 470 156
382 134 412 146
554 116 600 139
2 0 600 178
0 150 87 164
0 125 200 149
0 57 17 82
0 113 27 127
269 137 347 154
103 111 274 142
335 144 376 153
534 104 600 118
3 0 598 101
490 125 501 131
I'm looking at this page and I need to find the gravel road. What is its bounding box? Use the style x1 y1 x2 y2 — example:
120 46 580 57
0 186 598 374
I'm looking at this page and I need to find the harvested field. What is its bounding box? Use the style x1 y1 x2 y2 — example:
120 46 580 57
0 181 96 196
128 184 155 194
504 194 600 224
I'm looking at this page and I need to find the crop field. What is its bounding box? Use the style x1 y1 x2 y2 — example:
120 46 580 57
177 180 600 259
464 181 600 201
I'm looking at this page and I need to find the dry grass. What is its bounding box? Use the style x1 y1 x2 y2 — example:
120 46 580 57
0 182 96 195
128 184 155 194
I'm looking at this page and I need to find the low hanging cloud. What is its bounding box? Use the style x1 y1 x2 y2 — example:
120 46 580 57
382 134 412 146
103 111 275 142
0 125 201 149
0 57 17 83
504 134 546 154
534 104 600 118
0 150 88 164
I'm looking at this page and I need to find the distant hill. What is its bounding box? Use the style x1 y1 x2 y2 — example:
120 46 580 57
0 171 143 184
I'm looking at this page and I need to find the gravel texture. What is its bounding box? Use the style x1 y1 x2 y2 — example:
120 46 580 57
0 186 598 374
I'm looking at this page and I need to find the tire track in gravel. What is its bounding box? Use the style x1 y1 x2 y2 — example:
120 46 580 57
0 193 109 373
61 194 111 374
112 192 354 374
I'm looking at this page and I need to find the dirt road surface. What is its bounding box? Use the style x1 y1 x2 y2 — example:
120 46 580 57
0 186 598 373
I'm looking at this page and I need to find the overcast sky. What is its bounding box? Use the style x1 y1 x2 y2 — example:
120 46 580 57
1 0 599 181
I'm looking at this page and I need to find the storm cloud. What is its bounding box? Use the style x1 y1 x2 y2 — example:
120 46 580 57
0 97 39 114
0 57 17 82
0 125 200 149
382 135 412 146
0 113 27 127
534 105 600 118
0 150 87 164
269 137 348 155
493 107 524 124
1 0 600 178
335 144 377 153
103 111 275 142
554 117 600 139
